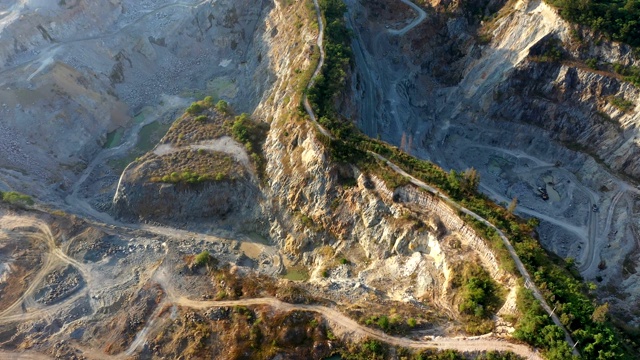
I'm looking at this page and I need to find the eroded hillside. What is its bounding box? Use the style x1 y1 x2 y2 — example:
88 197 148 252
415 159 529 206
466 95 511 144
346 0 640 331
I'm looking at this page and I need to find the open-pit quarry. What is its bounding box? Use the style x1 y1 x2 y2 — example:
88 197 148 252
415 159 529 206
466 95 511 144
0 0 639 359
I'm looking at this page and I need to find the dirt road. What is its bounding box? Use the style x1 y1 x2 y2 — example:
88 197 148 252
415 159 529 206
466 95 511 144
0 215 93 322
302 0 332 139
388 0 428 36
167 295 543 359
579 190 624 274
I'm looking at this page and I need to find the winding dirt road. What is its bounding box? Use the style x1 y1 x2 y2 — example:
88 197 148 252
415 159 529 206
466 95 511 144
171 295 543 359
0 215 93 324
388 0 428 36
579 189 624 274
302 0 332 139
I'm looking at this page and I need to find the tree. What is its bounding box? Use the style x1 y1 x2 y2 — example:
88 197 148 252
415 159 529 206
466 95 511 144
526 217 540 229
447 169 460 192
462 168 480 193
215 99 229 114
377 315 389 330
591 303 609 323
507 196 518 214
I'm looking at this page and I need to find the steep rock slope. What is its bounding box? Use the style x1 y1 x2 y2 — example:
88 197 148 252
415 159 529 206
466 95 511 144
109 0 518 329
0 0 270 201
347 0 640 325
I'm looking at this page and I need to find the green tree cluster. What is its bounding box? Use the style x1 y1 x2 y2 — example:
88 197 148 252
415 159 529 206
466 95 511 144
307 0 352 121
186 102 203 115
547 0 640 47
229 113 269 180
157 170 216 184
612 63 640 86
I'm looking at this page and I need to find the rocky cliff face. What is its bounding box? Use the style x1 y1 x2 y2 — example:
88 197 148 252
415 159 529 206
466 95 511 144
346 0 640 323
112 156 261 228
244 0 520 318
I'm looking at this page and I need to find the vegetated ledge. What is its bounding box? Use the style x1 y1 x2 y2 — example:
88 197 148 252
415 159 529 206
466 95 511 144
307 0 635 358
145 96 269 185
542 0 640 49
111 97 267 226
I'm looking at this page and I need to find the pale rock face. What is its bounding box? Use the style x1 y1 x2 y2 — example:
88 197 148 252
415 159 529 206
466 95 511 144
112 158 260 228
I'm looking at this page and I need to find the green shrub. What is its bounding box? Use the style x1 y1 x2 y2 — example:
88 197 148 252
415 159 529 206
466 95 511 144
612 63 640 86
194 250 212 267
376 315 389 331
453 262 502 323
215 100 229 113
186 102 203 115
586 57 599 69
361 339 383 354
407 317 417 328
1 191 34 206
607 95 635 112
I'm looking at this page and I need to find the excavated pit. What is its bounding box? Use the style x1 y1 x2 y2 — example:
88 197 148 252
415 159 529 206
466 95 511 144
346 0 640 323
2 0 638 358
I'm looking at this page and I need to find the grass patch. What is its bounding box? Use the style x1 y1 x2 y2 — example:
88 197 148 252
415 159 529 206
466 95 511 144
607 95 635 113
149 150 242 185
282 267 309 281
0 191 34 206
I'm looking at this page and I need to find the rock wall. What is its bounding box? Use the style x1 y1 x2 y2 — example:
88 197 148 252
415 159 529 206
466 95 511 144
112 159 260 227
396 187 508 279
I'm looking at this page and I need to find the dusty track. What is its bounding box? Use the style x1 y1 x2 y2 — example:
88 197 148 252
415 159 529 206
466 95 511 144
170 295 543 359
579 189 624 274
0 215 93 323
388 0 428 35
302 0 332 138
